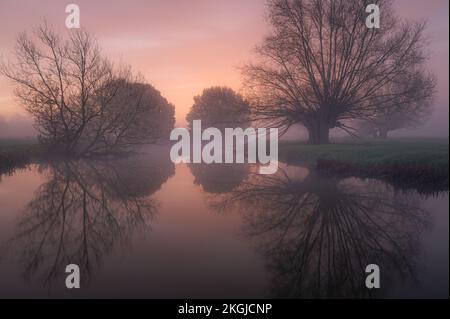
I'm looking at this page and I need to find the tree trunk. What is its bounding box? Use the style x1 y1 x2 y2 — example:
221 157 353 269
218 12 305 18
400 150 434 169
378 129 388 139
307 119 330 144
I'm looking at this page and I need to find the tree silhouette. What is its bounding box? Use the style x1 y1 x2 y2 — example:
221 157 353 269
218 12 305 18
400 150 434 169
243 0 435 143
0 23 174 155
186 87 250 131
356 71 434 138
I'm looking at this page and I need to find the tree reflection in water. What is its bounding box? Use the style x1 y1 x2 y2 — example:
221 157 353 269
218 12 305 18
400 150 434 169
5 154 174 286
188 163 250 194
214 166 430 298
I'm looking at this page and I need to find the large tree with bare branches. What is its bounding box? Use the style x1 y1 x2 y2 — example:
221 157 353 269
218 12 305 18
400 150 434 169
243 0 435 143
1 24 174 155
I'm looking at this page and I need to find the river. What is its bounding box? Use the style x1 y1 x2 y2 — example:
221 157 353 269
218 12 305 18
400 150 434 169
0 148 447 298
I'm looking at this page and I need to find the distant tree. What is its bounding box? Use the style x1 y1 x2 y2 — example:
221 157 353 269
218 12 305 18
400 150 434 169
186 87 250 131
0 23 174 155
242 0 436 144
357 71 434 138
95 80 175 153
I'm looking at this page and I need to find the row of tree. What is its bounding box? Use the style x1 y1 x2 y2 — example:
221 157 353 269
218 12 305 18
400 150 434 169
186 0 435 143
1 0 436 152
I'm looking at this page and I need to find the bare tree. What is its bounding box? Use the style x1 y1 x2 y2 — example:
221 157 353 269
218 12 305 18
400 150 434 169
186 86 250 131
0 23 174 155
242 0 435 143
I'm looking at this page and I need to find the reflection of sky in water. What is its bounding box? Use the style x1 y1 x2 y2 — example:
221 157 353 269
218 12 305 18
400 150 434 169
0 155 447 298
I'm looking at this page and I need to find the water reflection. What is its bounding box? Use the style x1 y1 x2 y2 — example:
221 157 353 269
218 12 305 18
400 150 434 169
215 167 430 298
3 153 174 286
0 157 446 298
188 163 250 193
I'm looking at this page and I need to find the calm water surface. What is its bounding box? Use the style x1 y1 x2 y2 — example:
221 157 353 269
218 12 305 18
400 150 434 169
0 147 448 298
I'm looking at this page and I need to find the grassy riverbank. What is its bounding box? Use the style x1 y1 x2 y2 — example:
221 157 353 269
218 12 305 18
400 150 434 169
280 138 449 193
2 137 449 192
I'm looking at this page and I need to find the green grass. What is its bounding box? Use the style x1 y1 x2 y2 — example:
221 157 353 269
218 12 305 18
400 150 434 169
280 137 449 192
280 137 449 167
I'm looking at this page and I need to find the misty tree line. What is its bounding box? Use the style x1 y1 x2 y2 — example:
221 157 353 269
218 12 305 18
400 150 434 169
1 0 436 154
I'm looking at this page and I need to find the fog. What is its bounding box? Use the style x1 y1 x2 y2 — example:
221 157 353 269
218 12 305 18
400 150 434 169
0 114 36 138
1 113 448 140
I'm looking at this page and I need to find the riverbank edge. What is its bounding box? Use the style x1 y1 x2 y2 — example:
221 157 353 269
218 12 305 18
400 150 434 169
279 139 449 194
2 138 449 194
